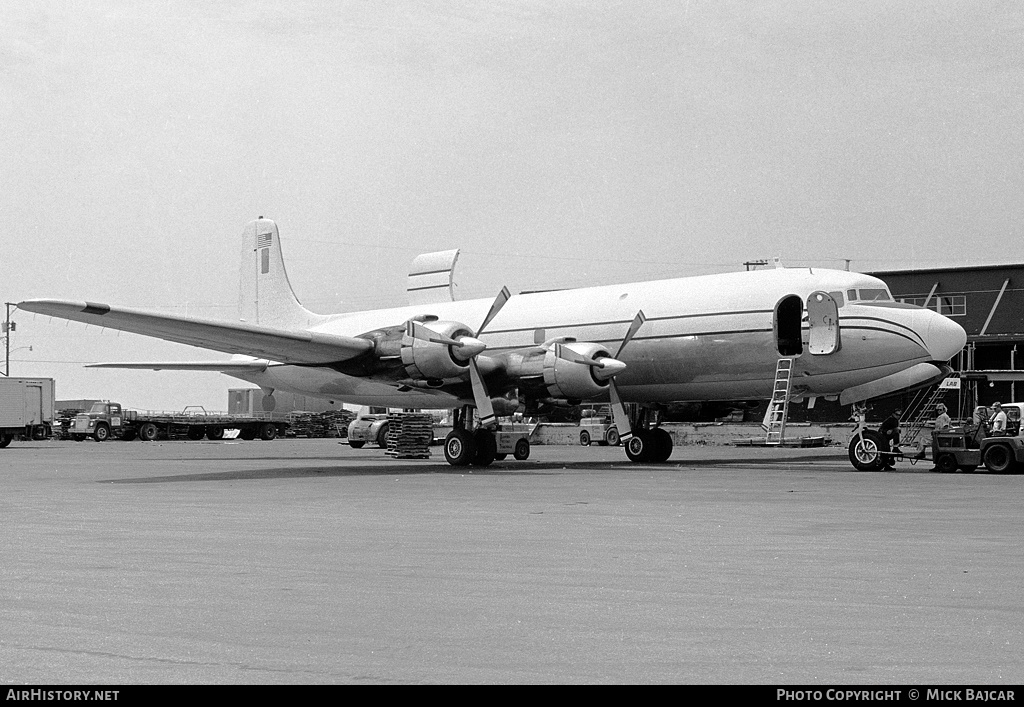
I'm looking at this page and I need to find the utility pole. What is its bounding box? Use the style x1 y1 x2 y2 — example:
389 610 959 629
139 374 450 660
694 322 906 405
3 302 12 377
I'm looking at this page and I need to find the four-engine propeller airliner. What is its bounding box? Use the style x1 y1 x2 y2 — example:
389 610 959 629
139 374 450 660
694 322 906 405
18 218 967 466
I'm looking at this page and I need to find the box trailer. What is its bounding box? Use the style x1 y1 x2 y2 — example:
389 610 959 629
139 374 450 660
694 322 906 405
0 377 55 447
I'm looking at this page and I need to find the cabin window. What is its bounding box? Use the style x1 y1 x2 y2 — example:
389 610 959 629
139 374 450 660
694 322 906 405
775 295 803 356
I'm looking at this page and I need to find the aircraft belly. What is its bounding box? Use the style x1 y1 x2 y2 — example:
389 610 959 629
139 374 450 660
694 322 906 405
615 329 931 402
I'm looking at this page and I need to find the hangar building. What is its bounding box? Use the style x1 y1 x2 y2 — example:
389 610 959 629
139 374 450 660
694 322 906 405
872 263 1024 417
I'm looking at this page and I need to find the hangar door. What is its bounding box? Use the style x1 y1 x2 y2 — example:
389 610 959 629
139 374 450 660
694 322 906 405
806 291 840 355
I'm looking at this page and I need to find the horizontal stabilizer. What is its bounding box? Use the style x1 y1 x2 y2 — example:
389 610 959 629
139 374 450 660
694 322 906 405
18 299 373 365
86 360 270 372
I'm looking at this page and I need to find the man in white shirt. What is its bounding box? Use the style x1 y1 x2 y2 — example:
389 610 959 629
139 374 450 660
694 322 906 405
990 402 1008 436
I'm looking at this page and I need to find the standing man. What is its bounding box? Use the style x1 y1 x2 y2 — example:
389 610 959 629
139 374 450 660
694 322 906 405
990 402 1008 436
929 403 953 471
879 408 902 469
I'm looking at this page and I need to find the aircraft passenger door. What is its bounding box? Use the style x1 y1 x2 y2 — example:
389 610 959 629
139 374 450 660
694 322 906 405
806 291 841 355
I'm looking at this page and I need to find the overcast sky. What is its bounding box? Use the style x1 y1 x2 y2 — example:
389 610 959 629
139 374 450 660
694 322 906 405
3 1 1022 411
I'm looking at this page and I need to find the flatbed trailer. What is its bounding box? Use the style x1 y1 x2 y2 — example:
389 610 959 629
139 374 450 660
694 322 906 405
70 402 289 441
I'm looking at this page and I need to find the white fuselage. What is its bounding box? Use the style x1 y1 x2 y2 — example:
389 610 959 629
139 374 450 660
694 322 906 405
227 267 965 409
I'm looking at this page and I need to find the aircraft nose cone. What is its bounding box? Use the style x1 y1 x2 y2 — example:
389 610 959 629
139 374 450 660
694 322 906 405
453 336 487 360
593 357 627 381
923 311 967 362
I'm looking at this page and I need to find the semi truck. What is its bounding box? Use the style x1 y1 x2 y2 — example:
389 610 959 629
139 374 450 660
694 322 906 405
69 402 288 442
0 377 55 448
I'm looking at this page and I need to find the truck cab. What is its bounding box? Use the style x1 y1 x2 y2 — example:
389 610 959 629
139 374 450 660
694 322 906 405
72 402 133 441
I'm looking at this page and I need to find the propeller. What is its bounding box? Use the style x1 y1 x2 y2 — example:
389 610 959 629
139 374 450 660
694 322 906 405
405 287 511 427
606 311 646 443
542 311 645 442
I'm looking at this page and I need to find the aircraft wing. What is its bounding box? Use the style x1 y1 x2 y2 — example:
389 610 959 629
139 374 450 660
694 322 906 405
17 299 373 365
85 360 271 371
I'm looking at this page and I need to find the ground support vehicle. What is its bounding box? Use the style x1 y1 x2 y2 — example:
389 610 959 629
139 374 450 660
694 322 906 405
0 378 55 448
931 429 1024 474
578 414 620 447
69 402 288 442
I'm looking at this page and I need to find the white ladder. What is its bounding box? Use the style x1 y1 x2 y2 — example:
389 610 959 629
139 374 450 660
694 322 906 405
764 358 794 445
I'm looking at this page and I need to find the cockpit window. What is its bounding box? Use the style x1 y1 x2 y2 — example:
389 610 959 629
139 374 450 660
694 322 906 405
847 288 892 302
828 291 845 308
859 288 891 301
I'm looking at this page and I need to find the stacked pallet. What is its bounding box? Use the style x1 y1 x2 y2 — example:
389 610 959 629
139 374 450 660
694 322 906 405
323 409 357 437
385 413 434 458
287 410 357 437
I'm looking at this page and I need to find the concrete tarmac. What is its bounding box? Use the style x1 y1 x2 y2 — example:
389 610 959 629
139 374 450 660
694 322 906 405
1 439 1022 685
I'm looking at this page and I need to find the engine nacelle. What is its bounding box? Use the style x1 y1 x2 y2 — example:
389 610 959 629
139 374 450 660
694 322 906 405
400 320 473 381
542 342 613 400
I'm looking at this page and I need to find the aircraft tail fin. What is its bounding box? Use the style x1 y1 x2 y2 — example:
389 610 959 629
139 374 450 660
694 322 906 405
239 218 322 329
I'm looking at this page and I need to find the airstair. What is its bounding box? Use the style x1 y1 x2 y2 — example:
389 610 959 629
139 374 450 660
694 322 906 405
900 380 956 450
764 358 794 445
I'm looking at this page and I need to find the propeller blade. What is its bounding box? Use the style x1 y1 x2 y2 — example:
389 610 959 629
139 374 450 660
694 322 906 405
406 320 458 346
608 380 633 443
407 319 479 350
469 358 497 428
476 286 511 335
552 342 602 367
615 310 647 359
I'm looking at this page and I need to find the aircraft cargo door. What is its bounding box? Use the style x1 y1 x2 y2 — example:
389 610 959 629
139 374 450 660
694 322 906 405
806 291 840 355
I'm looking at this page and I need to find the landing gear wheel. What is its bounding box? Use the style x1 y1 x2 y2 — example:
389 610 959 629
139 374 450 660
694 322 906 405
494 453 508 461
649 428 673 463
935 453 959 474
93 425 110 442
513 437 531 461
848 429 885 471
472 430 497 467
138 422 159 442
579 430 591 446
205 427 225 440
258 422 278 441
625 431 653 463
444 429 476 467
983 444 1016 474
605 427 620 447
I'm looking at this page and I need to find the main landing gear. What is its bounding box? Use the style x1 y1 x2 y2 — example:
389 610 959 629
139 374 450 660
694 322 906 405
443 406 532 468
621 406 674 463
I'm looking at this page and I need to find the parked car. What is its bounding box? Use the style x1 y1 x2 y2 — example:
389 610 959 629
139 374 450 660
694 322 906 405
346 415 390 448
